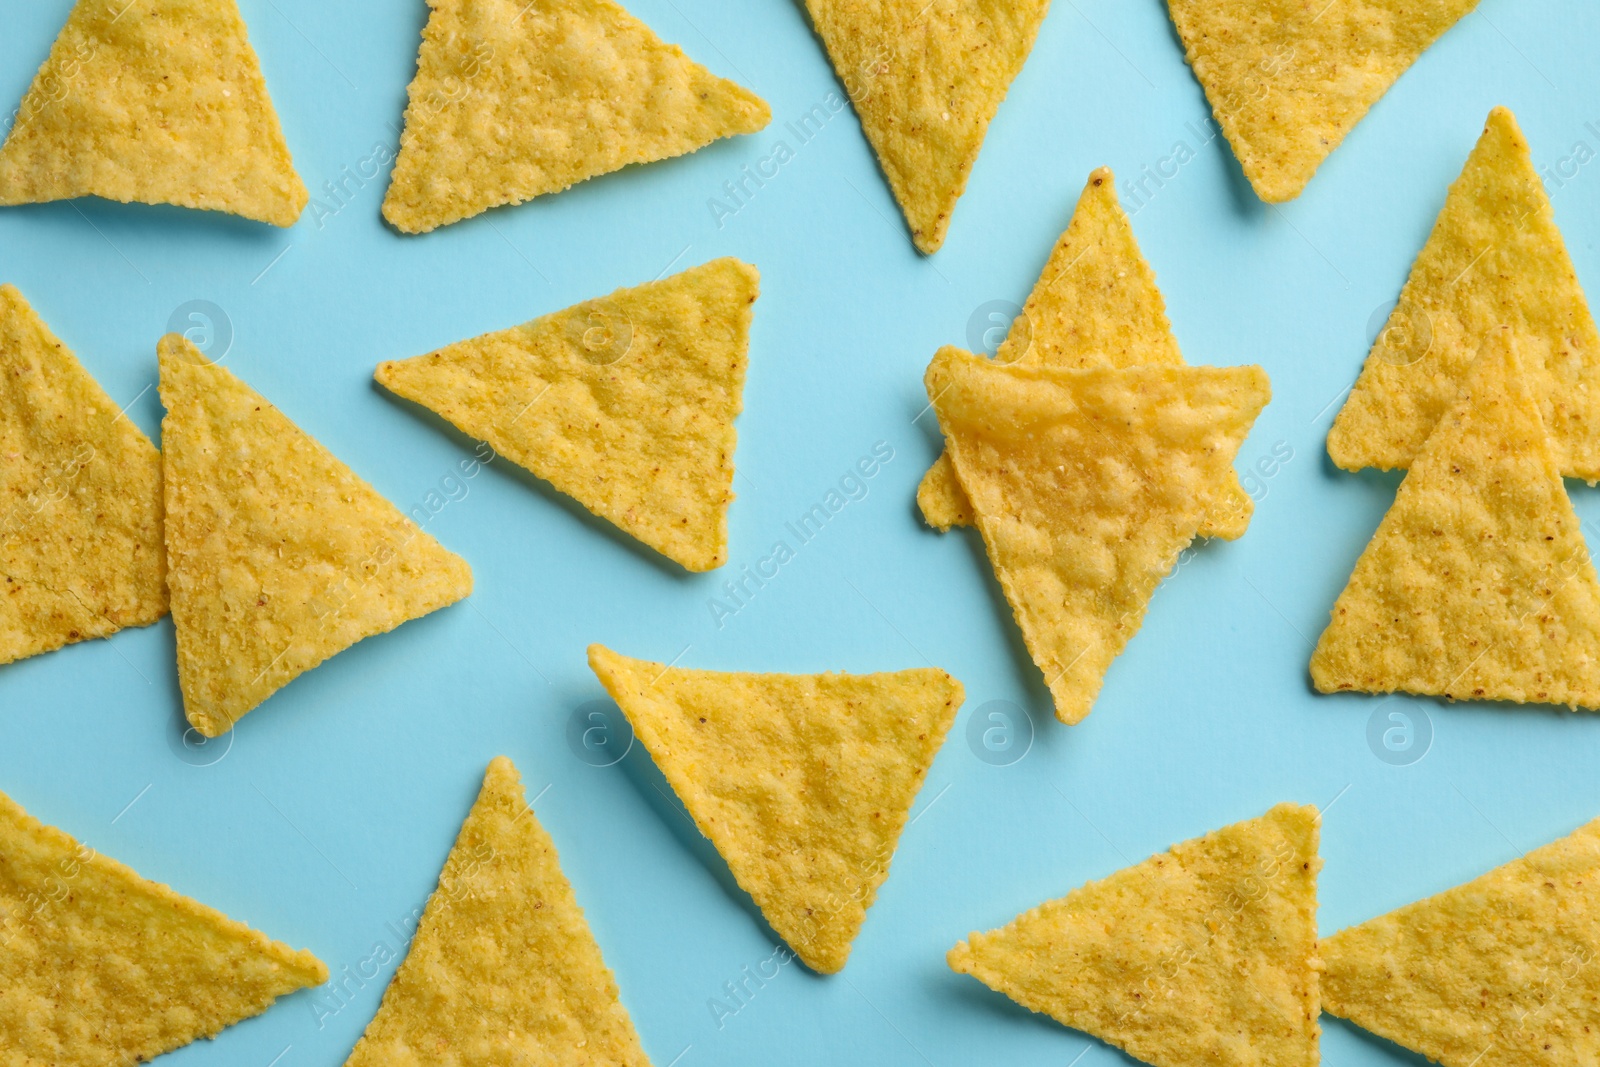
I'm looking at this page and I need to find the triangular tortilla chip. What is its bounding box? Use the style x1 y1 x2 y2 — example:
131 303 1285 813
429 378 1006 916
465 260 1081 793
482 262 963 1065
1166 0 1478 202
376 258 756 572
949 803 1321 1067
0 286 165 665
1327 107 1600 477
802 0 1050 253
1312 329 1600 707
0 0 307 226
1323 814 1600 1067
344 757 650 1066
382 0 770 233
159 335 473 737
927 347 1269 724
588 644 964 973
0 785 327 1065
916 168 1252 540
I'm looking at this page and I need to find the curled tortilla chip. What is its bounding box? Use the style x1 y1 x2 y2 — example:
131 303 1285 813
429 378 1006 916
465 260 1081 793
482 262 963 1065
928 347 1269 723
916 168 1251 540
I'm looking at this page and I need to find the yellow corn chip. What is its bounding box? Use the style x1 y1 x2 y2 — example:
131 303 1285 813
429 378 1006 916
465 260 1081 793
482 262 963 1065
916 168 1252 540
1311 329 1600 708
1166 0 1477 202
949 803 1321 1067
588 644 964 973
344 757 650 1067
382 0 770 233
0 785 327 1066
802 0 1050 253
0 0 307 226
0 286 165 665
376 258 756 573
160 335 473 737
928 347 1269 724
1323 814 1600 1067
1327 107 1600 478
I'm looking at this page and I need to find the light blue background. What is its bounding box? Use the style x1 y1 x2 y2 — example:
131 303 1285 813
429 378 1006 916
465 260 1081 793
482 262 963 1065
2 1 1599 1064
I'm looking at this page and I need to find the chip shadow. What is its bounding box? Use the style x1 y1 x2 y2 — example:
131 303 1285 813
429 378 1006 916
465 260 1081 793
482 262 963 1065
927 960 1153 1066
1147 0 1263 220
1323 1014 1435 1066
1 196 287 250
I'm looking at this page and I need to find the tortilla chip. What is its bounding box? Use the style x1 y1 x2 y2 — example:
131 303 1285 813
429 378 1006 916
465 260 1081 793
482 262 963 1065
0 0 307 226
1166 0 1477 202
344 757 650 1066
0 286 165 665
588 644 964 973
928 347 1269 724
1327 107 1600 478
382 0 770 233
1323 813 1600 1067
376 258 755 572
159 335 473 737
1311 329 1600 708
949 803 1321 1067
0 785 327 1066
802 0 1050 253
916 168 1252 540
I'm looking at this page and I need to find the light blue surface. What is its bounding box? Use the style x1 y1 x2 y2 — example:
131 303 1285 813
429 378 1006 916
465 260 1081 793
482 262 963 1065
2 1 1599 1064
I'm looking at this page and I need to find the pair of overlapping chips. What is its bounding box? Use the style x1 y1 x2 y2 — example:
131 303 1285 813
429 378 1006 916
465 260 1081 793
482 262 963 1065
1312 108 1600 708
950 803 1600 1067
919 170 1269 723
0 287 474 736
0 0 769 231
